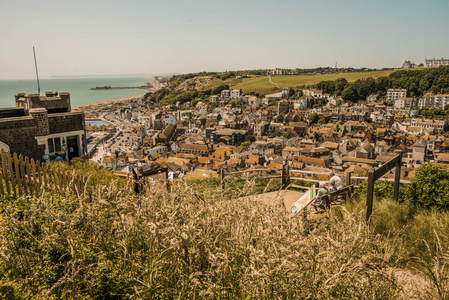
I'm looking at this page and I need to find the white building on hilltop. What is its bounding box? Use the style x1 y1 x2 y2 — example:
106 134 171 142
425 58 449 68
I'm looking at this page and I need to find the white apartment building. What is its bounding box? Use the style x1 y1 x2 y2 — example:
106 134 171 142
410 118 446 131
425 58 449 68
386 89 407 102
230 89 242 99
386 107 419 116
419 93 449 109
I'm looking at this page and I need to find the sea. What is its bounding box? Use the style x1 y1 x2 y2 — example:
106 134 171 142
0 75 155 108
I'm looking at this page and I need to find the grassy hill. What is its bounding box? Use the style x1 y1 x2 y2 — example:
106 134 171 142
231 70 395 94
1 160 449 298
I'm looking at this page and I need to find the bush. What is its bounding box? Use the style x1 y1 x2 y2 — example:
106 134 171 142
405 162 449 209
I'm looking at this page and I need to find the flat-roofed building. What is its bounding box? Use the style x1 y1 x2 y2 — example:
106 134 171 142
425 58 449 68
386 89 407 102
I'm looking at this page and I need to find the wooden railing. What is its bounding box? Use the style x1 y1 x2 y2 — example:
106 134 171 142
0 149 87 198
220 165 289 192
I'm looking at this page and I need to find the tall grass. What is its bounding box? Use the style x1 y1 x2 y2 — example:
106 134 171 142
0 176 447 299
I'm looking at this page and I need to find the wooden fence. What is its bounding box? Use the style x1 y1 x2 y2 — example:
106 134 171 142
0 149 87 198
220 165 289 192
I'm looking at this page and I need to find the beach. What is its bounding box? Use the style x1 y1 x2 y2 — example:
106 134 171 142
72 93 147 111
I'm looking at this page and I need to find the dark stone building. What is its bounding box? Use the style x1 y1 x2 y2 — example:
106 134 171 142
0 92 86 162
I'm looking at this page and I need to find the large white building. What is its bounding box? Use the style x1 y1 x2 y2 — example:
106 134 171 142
410 118 446 131
425 58 449 68
386 89 407 102
419 93 449 109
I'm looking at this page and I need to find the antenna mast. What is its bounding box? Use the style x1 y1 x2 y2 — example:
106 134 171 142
33 47 40 95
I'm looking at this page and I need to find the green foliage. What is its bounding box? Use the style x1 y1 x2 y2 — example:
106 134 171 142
240 141 251 148
244 135 256 143
211 84 229 95
228 100 242 108
268 99 278 107
314 66 449 102
353 180 406 201
308 113 319 124
406 162 449 209
420 106 449 121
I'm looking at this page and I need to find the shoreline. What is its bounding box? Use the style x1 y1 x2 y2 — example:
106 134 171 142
72 93 147 110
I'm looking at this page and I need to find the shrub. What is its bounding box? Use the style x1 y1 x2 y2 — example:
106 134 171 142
405 162 449 209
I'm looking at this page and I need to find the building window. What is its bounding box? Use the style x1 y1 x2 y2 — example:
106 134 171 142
48 137 62 153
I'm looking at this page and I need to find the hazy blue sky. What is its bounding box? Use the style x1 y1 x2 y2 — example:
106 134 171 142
1 0 448 79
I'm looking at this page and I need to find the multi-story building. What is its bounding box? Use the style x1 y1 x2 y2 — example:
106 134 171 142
410 118 446 132
270 68 287 76
425 58 449 68
434 94 449 109
208 128 246 146
402 61 417 69
394 97 418 109
386 107 419 116
277 100 290 114
386 89 407 102
230 89 242 99
220 89 231 100
419 93 449 109
0 92 86 162
249 141 275 156
293 99 308 110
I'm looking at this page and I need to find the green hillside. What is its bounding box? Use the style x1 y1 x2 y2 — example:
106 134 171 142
231 70 395 94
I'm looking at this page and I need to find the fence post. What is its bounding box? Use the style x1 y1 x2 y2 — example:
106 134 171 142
346 171 352 186
20 154 27 195
393 155 402 202
366 170 375 227
1 149 10 195
220 168 224 191
7 151 17 197
281 165 285 186
0 151 4 196
165 168 170 192
13 153 22 197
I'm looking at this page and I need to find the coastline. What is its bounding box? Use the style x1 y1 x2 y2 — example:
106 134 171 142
72 93 147 110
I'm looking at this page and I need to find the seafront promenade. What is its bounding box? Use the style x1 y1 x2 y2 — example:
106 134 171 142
72 93 146 110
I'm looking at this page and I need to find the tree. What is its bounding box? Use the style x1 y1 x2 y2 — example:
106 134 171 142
245 135 256 143
211 85 229 95
341 85 358 102
308 113 319 125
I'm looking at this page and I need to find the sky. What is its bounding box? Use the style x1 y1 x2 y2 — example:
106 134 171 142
1 0 449 79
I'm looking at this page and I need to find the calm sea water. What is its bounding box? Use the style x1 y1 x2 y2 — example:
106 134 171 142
86 119 113 126
0 76 154 108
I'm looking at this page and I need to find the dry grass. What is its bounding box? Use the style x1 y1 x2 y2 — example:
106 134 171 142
0 177 446 299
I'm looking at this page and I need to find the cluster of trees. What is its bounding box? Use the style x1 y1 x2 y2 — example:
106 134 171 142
313 66 449 102
146 84 230 106
171 71 218 83
420 106 449 120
